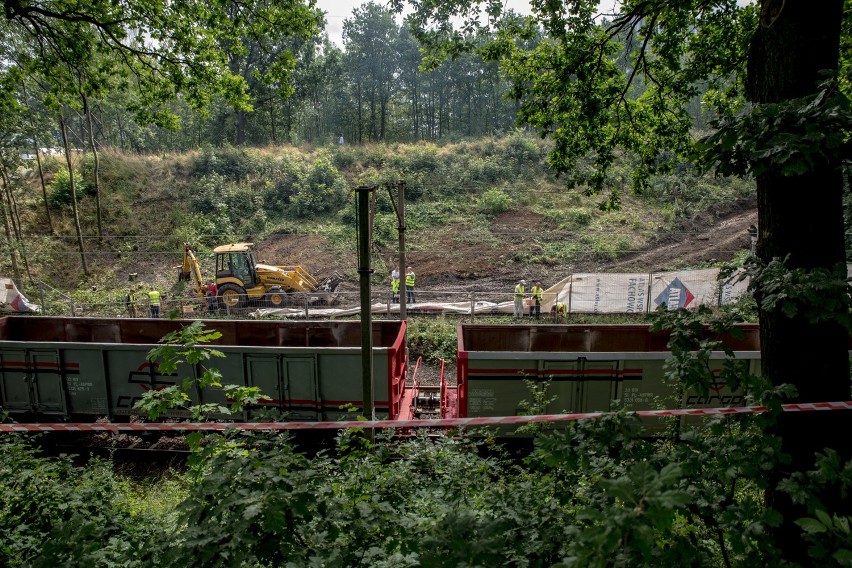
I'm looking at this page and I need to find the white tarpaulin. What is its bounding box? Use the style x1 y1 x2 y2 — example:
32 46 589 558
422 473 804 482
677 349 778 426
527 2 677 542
0 278 39 313
718 269 751 305
649 268 722 310
254 300 518 319
253 267 757 319
564 273 650 314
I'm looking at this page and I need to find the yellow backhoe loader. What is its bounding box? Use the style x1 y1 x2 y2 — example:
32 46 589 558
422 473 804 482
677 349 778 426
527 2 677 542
178 242 343 309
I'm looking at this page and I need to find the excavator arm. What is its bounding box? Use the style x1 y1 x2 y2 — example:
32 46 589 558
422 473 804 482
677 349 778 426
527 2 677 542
178 243 207 297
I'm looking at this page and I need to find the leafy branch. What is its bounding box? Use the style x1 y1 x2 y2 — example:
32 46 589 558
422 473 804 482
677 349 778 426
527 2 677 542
134 320 269 421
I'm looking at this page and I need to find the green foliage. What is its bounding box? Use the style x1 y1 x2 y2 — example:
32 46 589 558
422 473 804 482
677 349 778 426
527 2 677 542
405 317 457 364
187 174 267 237
736 257 852 331
192 145 262 180
290 156 348 218
0 438 179 567
780 450 852 565
48 168 90 207
700 79 852 178
476 187 512 215
134 320 268 421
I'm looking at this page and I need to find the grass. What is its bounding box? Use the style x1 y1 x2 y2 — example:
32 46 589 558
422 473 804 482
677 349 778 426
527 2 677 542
11 134 755 302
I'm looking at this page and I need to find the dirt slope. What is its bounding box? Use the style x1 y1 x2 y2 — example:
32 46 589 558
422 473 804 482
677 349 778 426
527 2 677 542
254 199 758 298
603 200 757 273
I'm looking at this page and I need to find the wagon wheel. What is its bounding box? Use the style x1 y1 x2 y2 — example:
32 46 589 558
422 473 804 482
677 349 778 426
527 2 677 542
218 283 246 309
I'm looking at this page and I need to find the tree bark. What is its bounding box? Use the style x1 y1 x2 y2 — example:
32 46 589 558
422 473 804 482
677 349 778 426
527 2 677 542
83 95 103 238
746 0 850 563
20 81 55 234
0 162 33 285
59 111 88 276
0 169 21 285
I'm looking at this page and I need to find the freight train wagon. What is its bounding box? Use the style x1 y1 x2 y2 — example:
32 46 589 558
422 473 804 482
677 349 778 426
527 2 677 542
0 317 408 422
450 323 762 433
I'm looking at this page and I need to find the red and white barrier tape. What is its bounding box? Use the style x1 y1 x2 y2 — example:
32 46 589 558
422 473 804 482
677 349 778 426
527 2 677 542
1 401 850 433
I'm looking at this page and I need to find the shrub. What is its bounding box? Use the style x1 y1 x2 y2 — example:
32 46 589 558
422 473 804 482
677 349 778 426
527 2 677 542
290 157 348 218
503 130 541 163
477 188 513 216
263 155 306 210
567 206 593 226
48 168 90 207
406 317 456 364
192 144 261 180
0 438 180 567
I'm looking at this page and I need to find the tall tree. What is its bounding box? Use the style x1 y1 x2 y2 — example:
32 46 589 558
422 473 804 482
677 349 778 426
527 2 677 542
398 0 851 561
343 2 401 141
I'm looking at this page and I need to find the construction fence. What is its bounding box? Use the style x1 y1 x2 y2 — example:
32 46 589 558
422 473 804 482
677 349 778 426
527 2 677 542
23 267 750 319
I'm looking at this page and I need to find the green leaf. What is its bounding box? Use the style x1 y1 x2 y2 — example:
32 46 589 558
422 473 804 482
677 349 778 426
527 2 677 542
796 517 828 534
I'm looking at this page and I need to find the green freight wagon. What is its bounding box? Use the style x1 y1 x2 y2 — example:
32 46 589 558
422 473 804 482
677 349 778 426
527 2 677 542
0 317 407 422
452 323 762 433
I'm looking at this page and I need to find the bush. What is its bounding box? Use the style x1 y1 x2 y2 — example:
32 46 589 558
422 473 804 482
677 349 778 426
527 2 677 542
289 157 348 218
406 317 456 364
48 168 90 207
192 144 262 180
503 130 541 163
263 154 306 210
0 438 180 567
477 188 513 216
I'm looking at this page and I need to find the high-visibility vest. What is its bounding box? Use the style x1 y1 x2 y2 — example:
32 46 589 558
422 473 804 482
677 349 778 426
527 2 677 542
392 278 400 293
531 286 543 300
406 272 415 287
514 284 524 299
148 290 161 305
555 302 566 315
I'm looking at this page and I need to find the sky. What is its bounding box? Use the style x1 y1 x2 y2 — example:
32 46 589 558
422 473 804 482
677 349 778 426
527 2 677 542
315 0 537 47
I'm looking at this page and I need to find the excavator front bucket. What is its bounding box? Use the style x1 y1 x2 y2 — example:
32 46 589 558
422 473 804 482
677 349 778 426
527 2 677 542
309 272 344 305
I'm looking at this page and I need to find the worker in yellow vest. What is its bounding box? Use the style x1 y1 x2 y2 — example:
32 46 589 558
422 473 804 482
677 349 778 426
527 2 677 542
550 302 567 322
124 288 138 318
513 279 526 318
530 281 543 319
148 288 161 318
391 274 400 304
405 266 416 304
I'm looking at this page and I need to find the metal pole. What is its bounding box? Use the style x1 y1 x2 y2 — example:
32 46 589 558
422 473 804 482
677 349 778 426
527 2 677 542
356 186 375 424
397 180 406 321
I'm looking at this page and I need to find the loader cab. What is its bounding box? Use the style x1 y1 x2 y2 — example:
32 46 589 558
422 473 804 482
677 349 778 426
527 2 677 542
214 243 257 288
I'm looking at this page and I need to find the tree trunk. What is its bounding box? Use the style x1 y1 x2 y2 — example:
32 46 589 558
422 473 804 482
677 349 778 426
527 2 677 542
746 0 849 563
0 163 33 285
357 81 363 143
20 82 55 234
83 95 103 238
31 140 54 234
59 112 88 276
235 110 246 145
0 167 21 285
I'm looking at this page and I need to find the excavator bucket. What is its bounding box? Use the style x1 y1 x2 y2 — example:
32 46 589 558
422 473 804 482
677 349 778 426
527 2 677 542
309 272 344 305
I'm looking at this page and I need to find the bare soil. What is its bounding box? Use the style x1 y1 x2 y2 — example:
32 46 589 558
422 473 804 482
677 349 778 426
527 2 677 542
249 198 757 300
388 198 758 295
